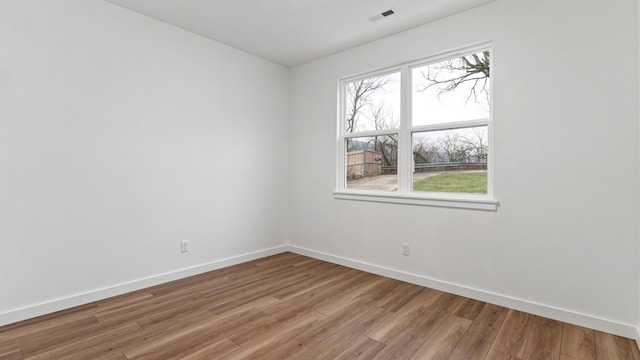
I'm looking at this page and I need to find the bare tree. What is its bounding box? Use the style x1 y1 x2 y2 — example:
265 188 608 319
459 127 488 162
369 102 398 131
345 76 389 133
366 102 398 167
418 51 490 103
373 135 398 167
412 137 438 164
437 132 472 163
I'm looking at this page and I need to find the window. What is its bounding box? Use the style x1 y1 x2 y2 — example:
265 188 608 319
335 44 498 210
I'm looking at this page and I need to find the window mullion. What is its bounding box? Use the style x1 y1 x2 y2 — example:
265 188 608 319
343 129 398 139
411 119 489 133
337 79 346 191
337 135 345 190
397 65 411 193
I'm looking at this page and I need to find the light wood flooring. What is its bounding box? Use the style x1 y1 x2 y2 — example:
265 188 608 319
0 252 638 359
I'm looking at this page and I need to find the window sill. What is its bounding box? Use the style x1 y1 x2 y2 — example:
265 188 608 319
333 190 499 211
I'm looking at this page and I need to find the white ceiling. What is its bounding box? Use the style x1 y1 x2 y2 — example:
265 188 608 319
105 0 496 67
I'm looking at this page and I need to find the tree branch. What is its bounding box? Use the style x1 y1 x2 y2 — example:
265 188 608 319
418 51 490 104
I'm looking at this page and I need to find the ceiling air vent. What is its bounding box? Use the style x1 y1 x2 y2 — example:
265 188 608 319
369 9 395 22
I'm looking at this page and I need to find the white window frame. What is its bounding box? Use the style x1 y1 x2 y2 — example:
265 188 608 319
334 43 498 211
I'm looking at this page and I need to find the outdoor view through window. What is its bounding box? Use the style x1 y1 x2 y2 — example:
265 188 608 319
342 49 491 195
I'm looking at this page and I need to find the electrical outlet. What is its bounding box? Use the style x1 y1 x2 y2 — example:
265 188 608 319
180 240 189 253
402 243 410 256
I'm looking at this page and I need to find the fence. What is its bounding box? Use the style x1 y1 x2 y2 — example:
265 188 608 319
347 150 383 178
382 162 487 173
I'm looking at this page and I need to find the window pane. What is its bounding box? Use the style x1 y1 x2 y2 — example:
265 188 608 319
412 126 487 194
345 72 401 133
412 51 490 126
346 135 398 191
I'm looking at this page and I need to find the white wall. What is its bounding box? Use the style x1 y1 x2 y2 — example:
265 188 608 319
289 0 640 335
0 0 289 323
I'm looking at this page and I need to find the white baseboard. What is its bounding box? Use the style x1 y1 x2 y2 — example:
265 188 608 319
285 245 638 339
0 245 287 327
3 243 638 343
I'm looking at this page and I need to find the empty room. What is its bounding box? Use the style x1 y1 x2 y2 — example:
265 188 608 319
2 0 640 359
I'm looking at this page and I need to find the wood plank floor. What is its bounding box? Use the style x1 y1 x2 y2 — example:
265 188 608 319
1 252 638 360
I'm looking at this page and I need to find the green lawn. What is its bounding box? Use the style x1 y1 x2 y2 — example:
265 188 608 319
413 172 487 194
